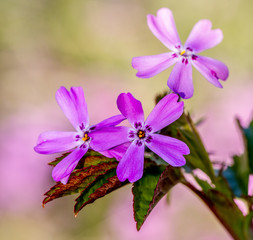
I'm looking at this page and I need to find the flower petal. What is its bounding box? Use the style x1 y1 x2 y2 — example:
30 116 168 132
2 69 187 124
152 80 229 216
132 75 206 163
191 55 229 88
91 114 126 131
89 126 129 152
132 52 178 78
185 20 223 53
146 134 189 166
145 93 184 133
55 86 89 131
52 147 88 183
70 87 89 128
117 93 144 127
116 140 144 182
101 142 131 161
34 131 77 154
167 59 194 99
147 8 181 50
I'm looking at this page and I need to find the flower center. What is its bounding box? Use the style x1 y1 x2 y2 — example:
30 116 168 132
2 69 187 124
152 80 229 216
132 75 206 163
137 130 145 139
180 50 186 55
82 133 90 142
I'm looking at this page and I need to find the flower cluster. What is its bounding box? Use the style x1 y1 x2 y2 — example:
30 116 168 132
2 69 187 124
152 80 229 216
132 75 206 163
35 7 228 184
34 87 189 183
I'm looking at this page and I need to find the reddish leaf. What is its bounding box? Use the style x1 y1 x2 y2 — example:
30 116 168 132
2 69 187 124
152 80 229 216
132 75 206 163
43 158 118 206
74 173 128 215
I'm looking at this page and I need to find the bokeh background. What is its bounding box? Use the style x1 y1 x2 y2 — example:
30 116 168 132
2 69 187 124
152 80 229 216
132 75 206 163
1 0 253 239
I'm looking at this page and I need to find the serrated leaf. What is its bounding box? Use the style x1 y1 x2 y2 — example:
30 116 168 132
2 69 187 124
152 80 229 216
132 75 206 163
147 166 181 217
74 169 127 214
133 165 180 230
48 150 104 167
43 158 118 205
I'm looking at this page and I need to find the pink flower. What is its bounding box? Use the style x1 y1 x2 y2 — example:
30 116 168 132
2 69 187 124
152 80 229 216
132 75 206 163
93 93 190 182
132 8 229 99
34 86 125 184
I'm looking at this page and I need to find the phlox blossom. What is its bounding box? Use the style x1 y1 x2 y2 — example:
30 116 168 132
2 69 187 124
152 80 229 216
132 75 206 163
92 92 190 182
34 86 125 184
132 8 229 99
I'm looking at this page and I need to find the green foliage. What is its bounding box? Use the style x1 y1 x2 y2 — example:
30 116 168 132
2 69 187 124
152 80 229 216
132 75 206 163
133 165 172 230
163 112 216 181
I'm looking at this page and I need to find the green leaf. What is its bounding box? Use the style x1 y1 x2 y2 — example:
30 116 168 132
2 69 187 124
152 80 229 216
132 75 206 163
133 165 181 230
238 119 253 173
43 156 118 206
243 120 253 173
220 119 251 197
74 169 127 215
222 156 248 197
164 113 216 181
194 177 212 192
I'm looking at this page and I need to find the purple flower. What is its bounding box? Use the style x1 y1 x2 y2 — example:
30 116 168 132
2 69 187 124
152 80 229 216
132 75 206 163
34 86 126 184
93 92 190 182
132 8 229 99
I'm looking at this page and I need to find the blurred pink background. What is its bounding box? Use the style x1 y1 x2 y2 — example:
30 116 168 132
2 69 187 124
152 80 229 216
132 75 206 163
1 0 253 239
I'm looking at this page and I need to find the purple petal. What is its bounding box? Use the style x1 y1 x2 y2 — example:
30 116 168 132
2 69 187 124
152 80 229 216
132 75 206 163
34 131 77 154
185 20 223 53
116 140 144 182
145 93 184 133
69 87 89 128
147 8 181 50
52 147 88 183
89 126 129 152
91 114 126 131
60 175 69 185
146 134 189 166
55 87 89 131
132 52 178 78
192 55 229 87
117 93 144 127
167 60 194 99
100 142 131 161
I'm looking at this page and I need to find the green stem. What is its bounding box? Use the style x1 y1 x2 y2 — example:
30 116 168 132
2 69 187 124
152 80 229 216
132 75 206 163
183 181 248 240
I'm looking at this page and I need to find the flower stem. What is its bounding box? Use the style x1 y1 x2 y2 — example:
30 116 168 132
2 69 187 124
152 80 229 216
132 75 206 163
183 181 249 240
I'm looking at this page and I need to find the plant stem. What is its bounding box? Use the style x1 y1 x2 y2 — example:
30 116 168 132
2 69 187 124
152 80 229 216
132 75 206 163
183 181 248 240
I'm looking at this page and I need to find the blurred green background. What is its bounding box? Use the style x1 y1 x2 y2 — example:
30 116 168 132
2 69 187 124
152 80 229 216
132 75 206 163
1 0 253 239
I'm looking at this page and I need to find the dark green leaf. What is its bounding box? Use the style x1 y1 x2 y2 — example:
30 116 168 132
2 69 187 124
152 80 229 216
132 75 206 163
133 165 181 230
164 113 216 181
222 157 248 197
